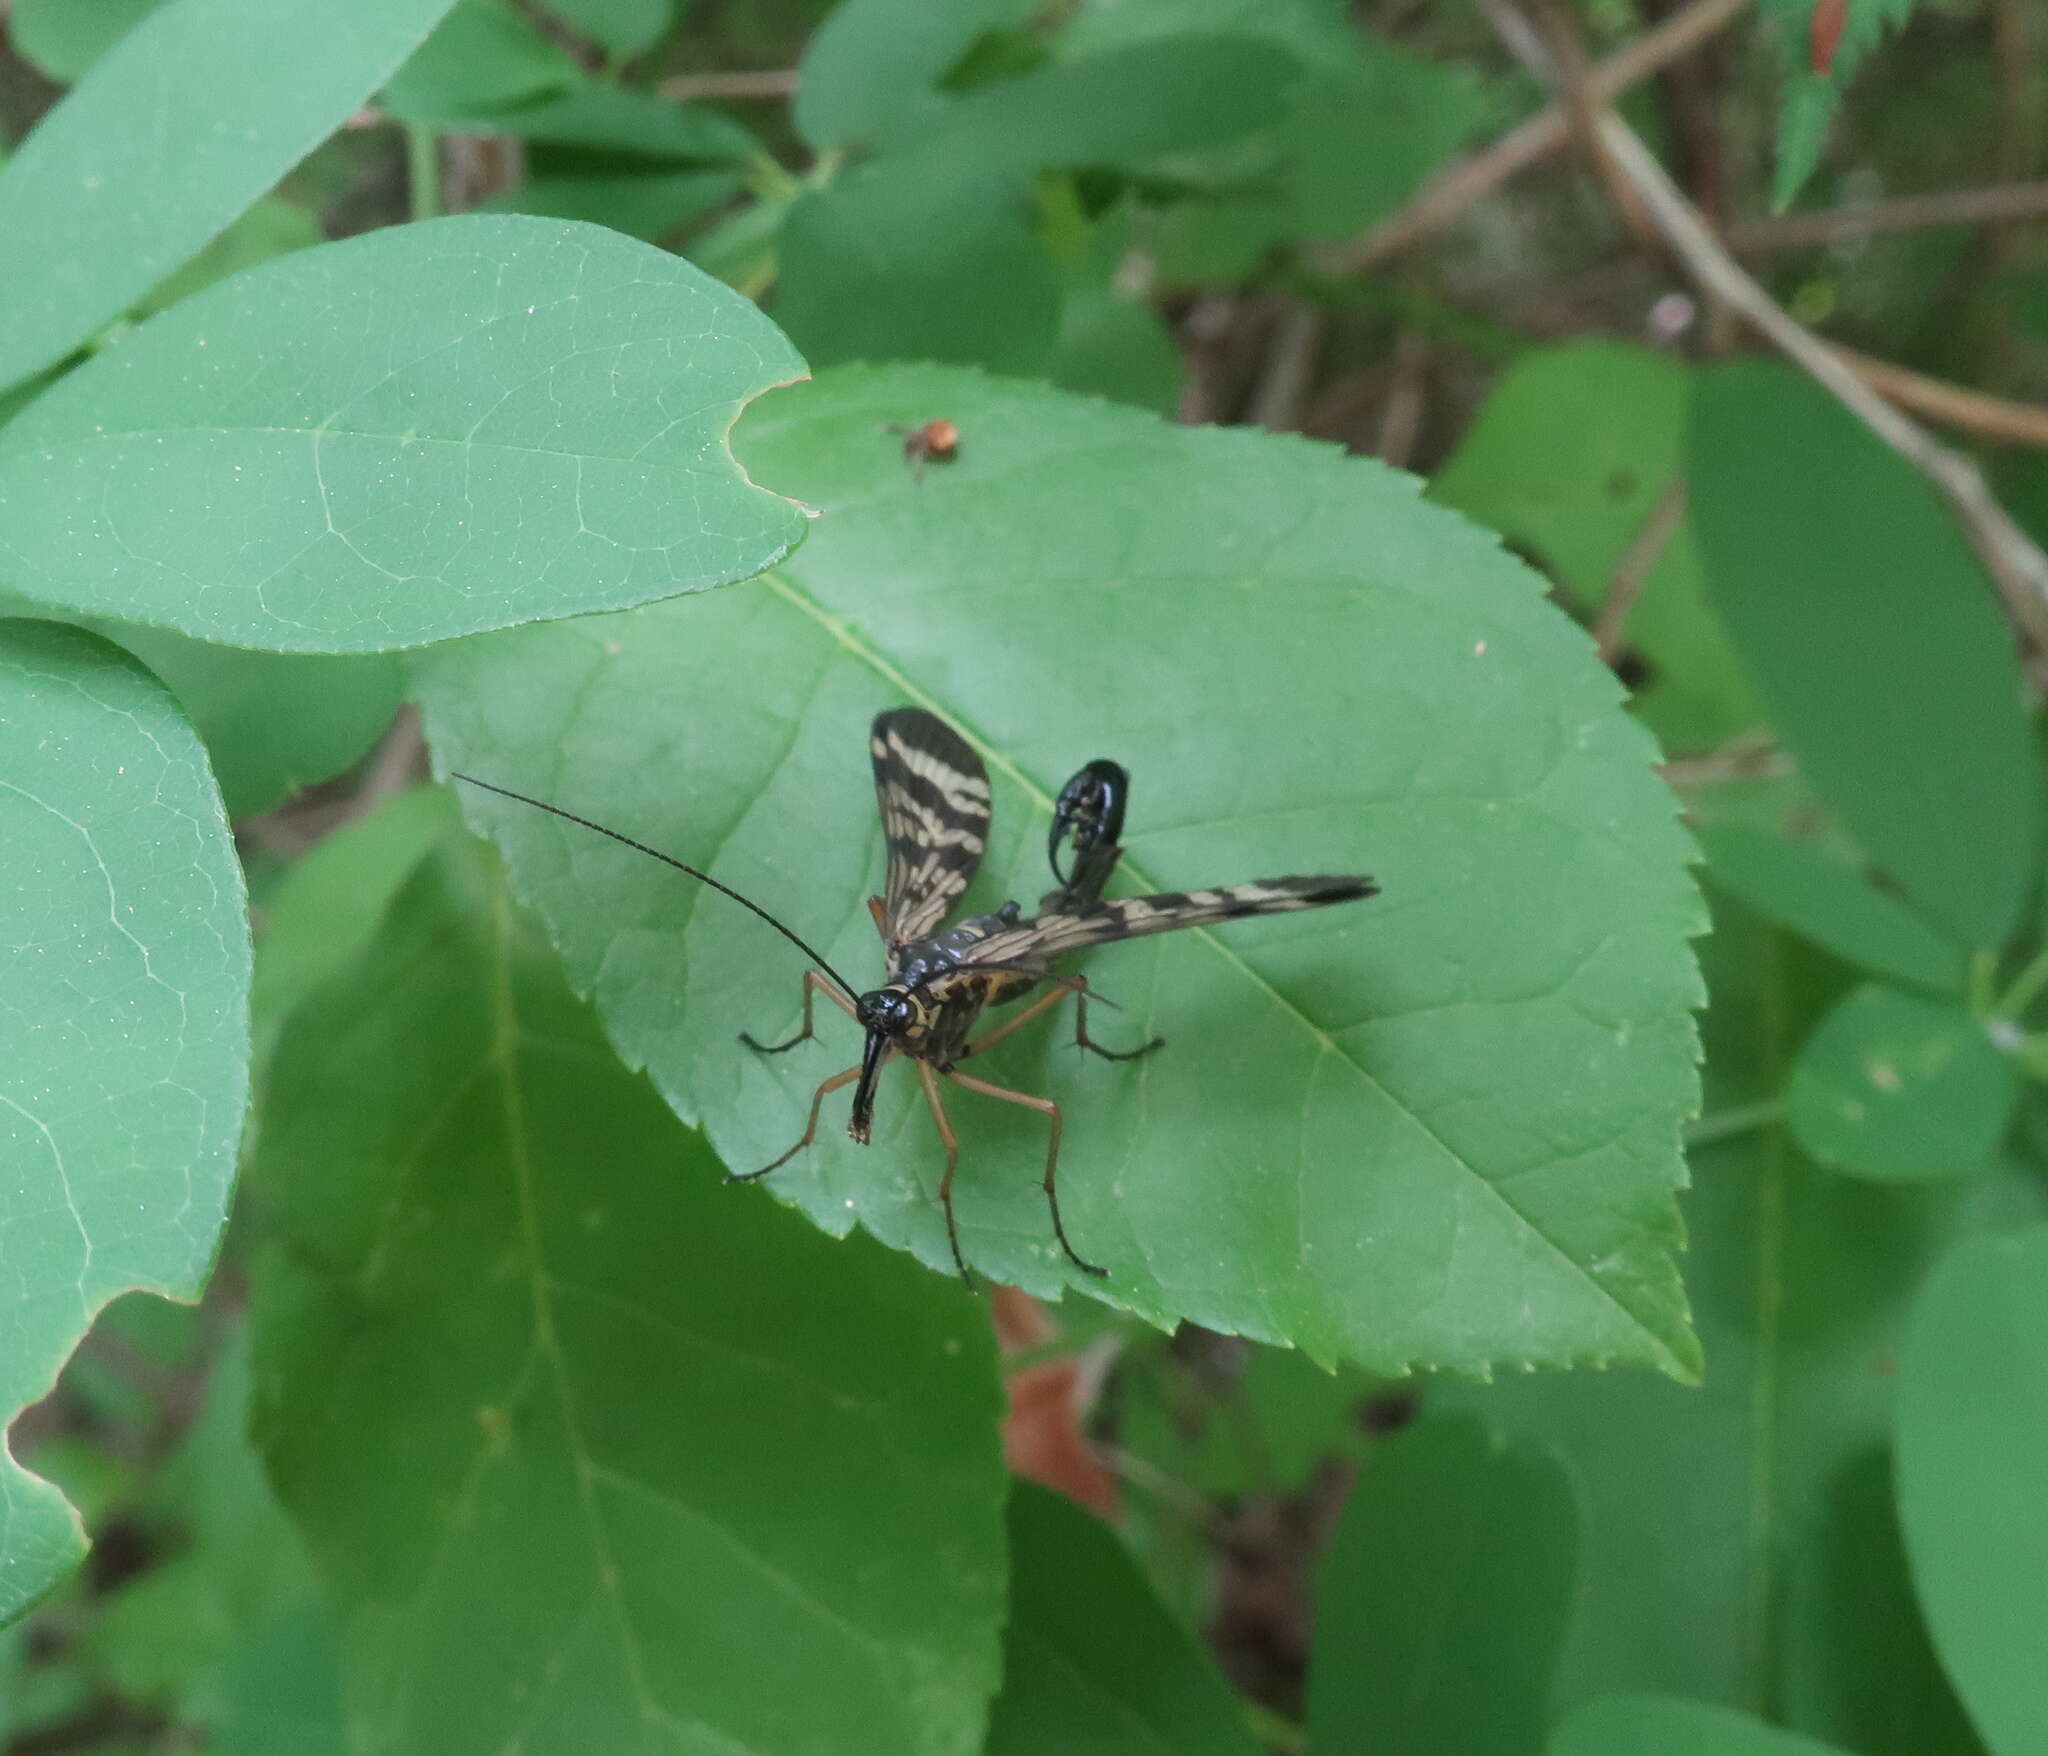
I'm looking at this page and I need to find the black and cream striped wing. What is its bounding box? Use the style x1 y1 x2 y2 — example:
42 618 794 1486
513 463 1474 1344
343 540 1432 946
870 707 993 946
960 875 1378 970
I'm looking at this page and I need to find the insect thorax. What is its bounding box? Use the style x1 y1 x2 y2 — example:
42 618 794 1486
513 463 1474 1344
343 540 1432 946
888 905 1021 989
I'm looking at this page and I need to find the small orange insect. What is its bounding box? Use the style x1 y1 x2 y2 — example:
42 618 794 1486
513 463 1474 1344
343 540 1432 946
886 418 960 482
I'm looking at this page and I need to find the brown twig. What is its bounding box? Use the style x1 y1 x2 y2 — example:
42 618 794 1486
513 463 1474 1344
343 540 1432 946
1595 480 1689 663
1828 344 2048 449
1993 0 2041 190
1727 181 2048 252
1319 0 1753 274
1247 304 1325 431
1659 732 1788 788
1526 0 1661 253
1482 0 2048 652
336 704 427 828
1513 238 2048 450
1177 292 1241 426
1372 328 1431 467
656 68 798 101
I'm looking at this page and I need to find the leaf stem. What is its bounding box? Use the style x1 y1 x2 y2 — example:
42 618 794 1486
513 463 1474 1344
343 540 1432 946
1968 947 2000 1019
1242 1702 1308 1753
1993 943 2048 1021
746 151 801 202
1684 1100 1784 1150
404 123 442 224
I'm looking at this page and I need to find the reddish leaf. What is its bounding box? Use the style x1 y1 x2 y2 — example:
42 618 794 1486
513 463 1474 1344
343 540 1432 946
1811 0 1848 74
992 1287 1119 1516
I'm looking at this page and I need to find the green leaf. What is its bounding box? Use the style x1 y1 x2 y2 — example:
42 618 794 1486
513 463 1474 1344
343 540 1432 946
0 591 403 819
1307 1414 1578 1756
1687 361 2037 951
795 0 1036 151
0 215 808 653
987 1482 1260 1756
1898 1225 2048 1756
247 834 1007 1755
9 0 165 84
1043 199 1184 417
1046 278 1183 418
380 0 581 119
912 37 1300 178
1440 893 2024 1752
414 361 1704 1379
1430 342 1764 756
1696 827 1965 993
777 165 1063 374
688 190 795 299
249 784 462 1063
0 619 250 1624
1760 0 1917 209
542 0 674 58
1553 1695 1855 1756
480 168 740 244
88 1334 334 1730
782 26 1298 377
402 84 761 163
107 634 402 820
1071 0 1490 270
208 1602 347 1756
1788 984 2016 1181
1266 41 1489 243
1786 1444 1991 1756
0 0 459 395
132 195 322 323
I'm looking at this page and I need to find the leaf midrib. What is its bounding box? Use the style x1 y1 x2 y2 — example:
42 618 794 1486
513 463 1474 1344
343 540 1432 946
759 567 1687 1374
0 422 741 469
480 888 934 1744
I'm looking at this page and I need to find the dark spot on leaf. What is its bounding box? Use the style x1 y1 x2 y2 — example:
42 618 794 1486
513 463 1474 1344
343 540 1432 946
1359 1391 1420 1436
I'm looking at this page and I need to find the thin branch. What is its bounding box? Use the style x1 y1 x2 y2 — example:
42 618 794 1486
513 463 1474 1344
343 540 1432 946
656 68 798 101
1607 115 2048 647
1512 246 2048 450
1728 180 2048 252
1372 327 1431 466
1176 292 1240 426
1993 0 2042 187
1319 0 1753 274
1482 0 2048 652
1659 733 1789 787
1684 1099 1784 1149
339 704 427 826
1528 0 1662 252
1247 303 1325 431
1595 480 1689 663
403 123 440 223
1828 344 2048 449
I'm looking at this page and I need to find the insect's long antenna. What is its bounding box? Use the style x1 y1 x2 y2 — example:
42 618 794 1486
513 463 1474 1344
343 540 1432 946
452 773 861 1003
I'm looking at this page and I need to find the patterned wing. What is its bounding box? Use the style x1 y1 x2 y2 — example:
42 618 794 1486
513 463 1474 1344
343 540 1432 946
960 875 1378 970
870 707 993 945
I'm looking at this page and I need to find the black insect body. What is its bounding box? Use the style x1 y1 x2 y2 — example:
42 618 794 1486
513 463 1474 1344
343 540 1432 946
457 708 1377 1290
737 709 1377 1286
1043 757 1128 912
